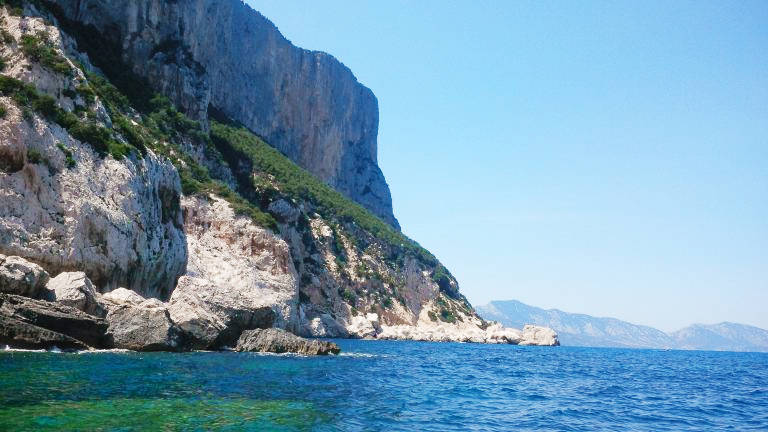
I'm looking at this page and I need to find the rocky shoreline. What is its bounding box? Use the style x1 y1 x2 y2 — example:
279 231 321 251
1 254 556 354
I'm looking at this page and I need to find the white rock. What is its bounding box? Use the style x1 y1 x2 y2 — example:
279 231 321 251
347 313 382 338
166 196 299 349
102 288 147 307
519 325 560 346
46 271 105 317
0 16 187 299
0 255 49 298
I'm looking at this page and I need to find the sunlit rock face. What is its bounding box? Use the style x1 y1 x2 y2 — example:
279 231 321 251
0 12 187 299
54 0 399 229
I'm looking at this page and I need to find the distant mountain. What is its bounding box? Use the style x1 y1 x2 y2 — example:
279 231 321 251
477 300 768 352
476 300 674 349
670 323 768 353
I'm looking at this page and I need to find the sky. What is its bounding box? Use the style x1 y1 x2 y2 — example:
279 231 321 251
248 1 768 332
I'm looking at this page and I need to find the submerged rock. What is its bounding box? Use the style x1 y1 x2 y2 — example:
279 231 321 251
103 291 184 352
0 293 108 348
0 255 50 298
235 328 340 355
46 272 105 317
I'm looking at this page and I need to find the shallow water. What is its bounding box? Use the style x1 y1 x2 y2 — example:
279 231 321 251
2 341 767 431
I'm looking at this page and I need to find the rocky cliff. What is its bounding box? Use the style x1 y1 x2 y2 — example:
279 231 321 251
50 0 399 228
0 10 186 298
0 3 558 351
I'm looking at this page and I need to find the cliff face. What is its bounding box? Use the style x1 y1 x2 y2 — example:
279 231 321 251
0 12 186 299
0 3 558 349
52 0 399 228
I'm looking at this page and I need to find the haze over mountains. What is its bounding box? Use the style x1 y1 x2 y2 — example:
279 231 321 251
477 300 768 353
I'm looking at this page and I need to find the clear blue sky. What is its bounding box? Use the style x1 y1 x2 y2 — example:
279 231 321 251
249 1 768 332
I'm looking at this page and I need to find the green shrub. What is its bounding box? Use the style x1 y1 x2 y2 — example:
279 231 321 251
0 103 6 119
56 142 75 168
30 93 57 119
75 84 95 105
55 110 79 129
340 289 355 304
0 29 14 44
26 148 43 164
112 115 147 155
87 74 130 111
67 121 111 154
20 32 72 76
439 308 457 324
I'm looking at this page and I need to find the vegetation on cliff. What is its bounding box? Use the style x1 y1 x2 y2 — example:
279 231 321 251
2 0 465 305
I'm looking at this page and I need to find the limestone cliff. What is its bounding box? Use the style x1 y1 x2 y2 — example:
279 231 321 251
0 3 558 349
0 10 186 298
50 0 399 228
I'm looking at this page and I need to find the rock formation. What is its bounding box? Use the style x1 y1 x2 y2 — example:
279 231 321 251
102 290 184 352
0 4 559 352
45 272 105 317
0 293 108 348
0 254 50 297
235 328 340 356
0 12 187 298
51 0 399 228
167 195 297 349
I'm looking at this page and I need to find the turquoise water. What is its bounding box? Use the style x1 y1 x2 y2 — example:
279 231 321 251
1 340 767 431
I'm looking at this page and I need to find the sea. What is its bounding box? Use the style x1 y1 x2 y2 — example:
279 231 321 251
1 340 767 431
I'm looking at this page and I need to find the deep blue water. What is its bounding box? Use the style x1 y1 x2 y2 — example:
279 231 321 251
1 340 767 431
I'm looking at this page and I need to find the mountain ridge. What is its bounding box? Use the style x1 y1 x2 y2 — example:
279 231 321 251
477 300 768 352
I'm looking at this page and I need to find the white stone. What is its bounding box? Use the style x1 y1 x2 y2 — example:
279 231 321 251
0 255 49 298
46 271 104 317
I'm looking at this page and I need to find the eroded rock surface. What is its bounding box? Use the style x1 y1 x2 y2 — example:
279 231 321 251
235 328 340 355
0 314 88 351
0 12 187 299
102 290 183 351
519 325 560 346
0 293 108 348
0 255 49 298
167 196 296 349
46 272 105 317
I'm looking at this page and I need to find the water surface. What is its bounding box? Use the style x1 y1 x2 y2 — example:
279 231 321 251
2 341 767 431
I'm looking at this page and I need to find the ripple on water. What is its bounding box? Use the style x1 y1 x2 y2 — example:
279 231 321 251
1 342 767 431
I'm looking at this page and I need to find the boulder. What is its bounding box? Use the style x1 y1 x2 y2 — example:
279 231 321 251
483 322 523 344
102 287 147 306
0 314 89 351
103 290 184 351
168 276 277 350
0 255 50 298
46 272 105 317
519 325 560 346
235 328 340 355
347 313 382 339
299 309 350 338
0 293 108 348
